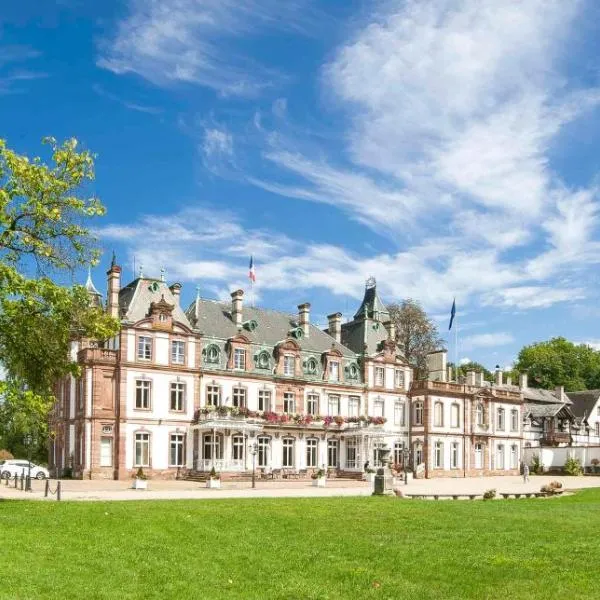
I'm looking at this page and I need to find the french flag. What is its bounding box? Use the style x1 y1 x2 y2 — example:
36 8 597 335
248 256 256 283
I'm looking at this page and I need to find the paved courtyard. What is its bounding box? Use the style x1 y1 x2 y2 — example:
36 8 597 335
2 475 600 502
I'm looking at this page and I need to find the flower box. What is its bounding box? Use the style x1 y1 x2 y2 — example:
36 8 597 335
312 477 326 488
207 478 221 489
132 478 147 490
365 472 375 483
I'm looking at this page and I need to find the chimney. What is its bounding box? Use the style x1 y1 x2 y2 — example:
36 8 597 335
495 365 503 386
555 385 565 403
426 350 447 382
506 375 512 386
298 303 311 337
231 289 244 328
466 370 476 386
447 365 454 382
106 256 122 319
169 283 182 305
476 371 484 387
519 371 528 389
327 312 342 343
383 320 396 340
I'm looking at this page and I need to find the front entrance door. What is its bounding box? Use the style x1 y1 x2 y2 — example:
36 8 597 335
474 443 483 469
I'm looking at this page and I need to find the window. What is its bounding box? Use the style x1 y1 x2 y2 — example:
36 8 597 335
375 367 385 387
306 358 317 375
203 433 223 460
394 402 405 426
496 444 505 469
256 352 270 369
328 395 340 416
206 345 220 364
327 439 339 468
135 380 151 410
100 437 113 467
348 396 360 417
451 442 459 469
434 441 443 469
169 433 185 467
306 438 318 467
159 313 168 323
348 364 359 379
283 392 295 414
475 403 484 426
138 336 152 360
595 423 600 437
232 387 247 408
510 445 518 469
414 401 423 426
414 443 423 466
373 399 385 417
78 378 84 410
258 390 271 412
329 361 340 382
257 436 270 467
134 432 150 467
234 348 246 370
451 403 460 428
307 394 319 415
511 409 519 432
170 382 185 412
393 441 404 466
346 439 358 468
474 443 483 469
434 402 444 427
232 435 244 461
395 369 405 389
206 385 221 407
373 441 386 467
497 408 505 431
283 355 295 377
282 438 294 467
171 340 185 364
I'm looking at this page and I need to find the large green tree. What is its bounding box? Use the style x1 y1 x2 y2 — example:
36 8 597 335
388 299 444 373
448 361 494 382
0 137 119 459
514 337 600 391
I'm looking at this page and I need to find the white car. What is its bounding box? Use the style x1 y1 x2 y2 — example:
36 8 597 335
0 460 49 480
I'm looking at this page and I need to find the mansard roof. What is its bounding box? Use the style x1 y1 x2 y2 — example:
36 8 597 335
119 278 192 327
185 297 356 358
566 390 600 418
491 383 569 404
353 278 390 321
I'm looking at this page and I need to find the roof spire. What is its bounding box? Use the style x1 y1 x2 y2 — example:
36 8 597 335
160 267 165 282
138 264 144 278
110 250 116 268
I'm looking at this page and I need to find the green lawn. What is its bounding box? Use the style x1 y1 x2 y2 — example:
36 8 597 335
2 490 600 600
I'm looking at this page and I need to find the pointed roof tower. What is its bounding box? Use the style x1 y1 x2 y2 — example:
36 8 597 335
353 277 390 322
85 266 103 307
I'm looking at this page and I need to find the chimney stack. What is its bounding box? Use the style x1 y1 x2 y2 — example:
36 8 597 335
476 371 484 387
298 303 311 337
169 283 182 305
106 256 122 319
327 312 342 343
466 370 476 386
426 350 447 382
495 365 503 386
231 289 244 328
519 371 528 389
555 385 565 403
383 320 396 340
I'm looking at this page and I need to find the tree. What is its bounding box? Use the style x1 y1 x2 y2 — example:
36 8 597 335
448 361 494 382
514 337 600 392
0 137 119 458
388 299 444 372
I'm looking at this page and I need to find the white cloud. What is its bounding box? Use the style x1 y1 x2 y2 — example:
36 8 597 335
482 286 585 309
203 128 234 158
462 332 515 351
97 0 319 96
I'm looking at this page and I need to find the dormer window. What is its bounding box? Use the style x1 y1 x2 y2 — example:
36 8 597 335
234 348 246 371
159 313 167 323
138 336 152 361
329 361 340 382
256 351 270 369
375 367 385 387
205 345 220 364
283 355 295 377
306 358 317 375
395 369 404 388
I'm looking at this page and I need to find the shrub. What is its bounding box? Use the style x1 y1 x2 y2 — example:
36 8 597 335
0 449 14 461
134 467 148 480
483 489 496 500
591 458 599 466
311 468 326 480
209 467 220 480
563 457 583 476
530 454 543 475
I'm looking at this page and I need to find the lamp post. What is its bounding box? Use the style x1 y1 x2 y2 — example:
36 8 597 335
248 441 258 489
24 433 33 492
403 446 410 485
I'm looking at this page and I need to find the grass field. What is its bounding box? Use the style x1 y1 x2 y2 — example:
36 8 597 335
2 490 600 600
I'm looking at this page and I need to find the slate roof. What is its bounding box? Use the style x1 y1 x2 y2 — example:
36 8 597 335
185 297 357 357
353 281 390 321
524 402 574 419
491 383 569 404
566 390 600 419
119 278 192 328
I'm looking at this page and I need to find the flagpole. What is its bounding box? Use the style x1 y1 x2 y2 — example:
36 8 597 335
455 315 459 380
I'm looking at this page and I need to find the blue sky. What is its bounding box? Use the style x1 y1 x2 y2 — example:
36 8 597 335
2 0 600 370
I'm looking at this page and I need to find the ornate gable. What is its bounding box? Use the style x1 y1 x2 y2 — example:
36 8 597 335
148 295 175 330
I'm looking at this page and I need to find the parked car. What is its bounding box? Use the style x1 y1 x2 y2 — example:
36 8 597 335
0 460 49 480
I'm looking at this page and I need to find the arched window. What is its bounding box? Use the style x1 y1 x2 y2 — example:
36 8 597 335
306 438 318 467
305 358 318 375
450 403 460 428
434 402 444 427
497 408 505 431
496 444 505 469
204 344 220 364
474 443 483 469
256 351 270 369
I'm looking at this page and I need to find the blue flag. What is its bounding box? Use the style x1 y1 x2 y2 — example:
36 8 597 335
449 298 456 330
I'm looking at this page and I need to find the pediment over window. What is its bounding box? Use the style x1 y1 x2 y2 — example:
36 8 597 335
228 333 251 345
275 338 302 355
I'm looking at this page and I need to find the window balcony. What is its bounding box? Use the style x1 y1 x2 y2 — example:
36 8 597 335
77 348 117 364
541 432 571 446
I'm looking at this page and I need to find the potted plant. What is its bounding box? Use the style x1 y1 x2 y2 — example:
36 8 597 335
591 458 600 474
311 468 326 487
364 467 376 483
132 467 148 490
206 467 221 489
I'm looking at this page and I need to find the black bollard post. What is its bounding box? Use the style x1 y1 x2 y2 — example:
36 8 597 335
57 481 62 502
25 476 31 492
14 474 18 488
20 473 24 490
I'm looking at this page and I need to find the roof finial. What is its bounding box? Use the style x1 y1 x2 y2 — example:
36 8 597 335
160 267 165 282
366 276 376 289
110 250 116 268
139 264 144 278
